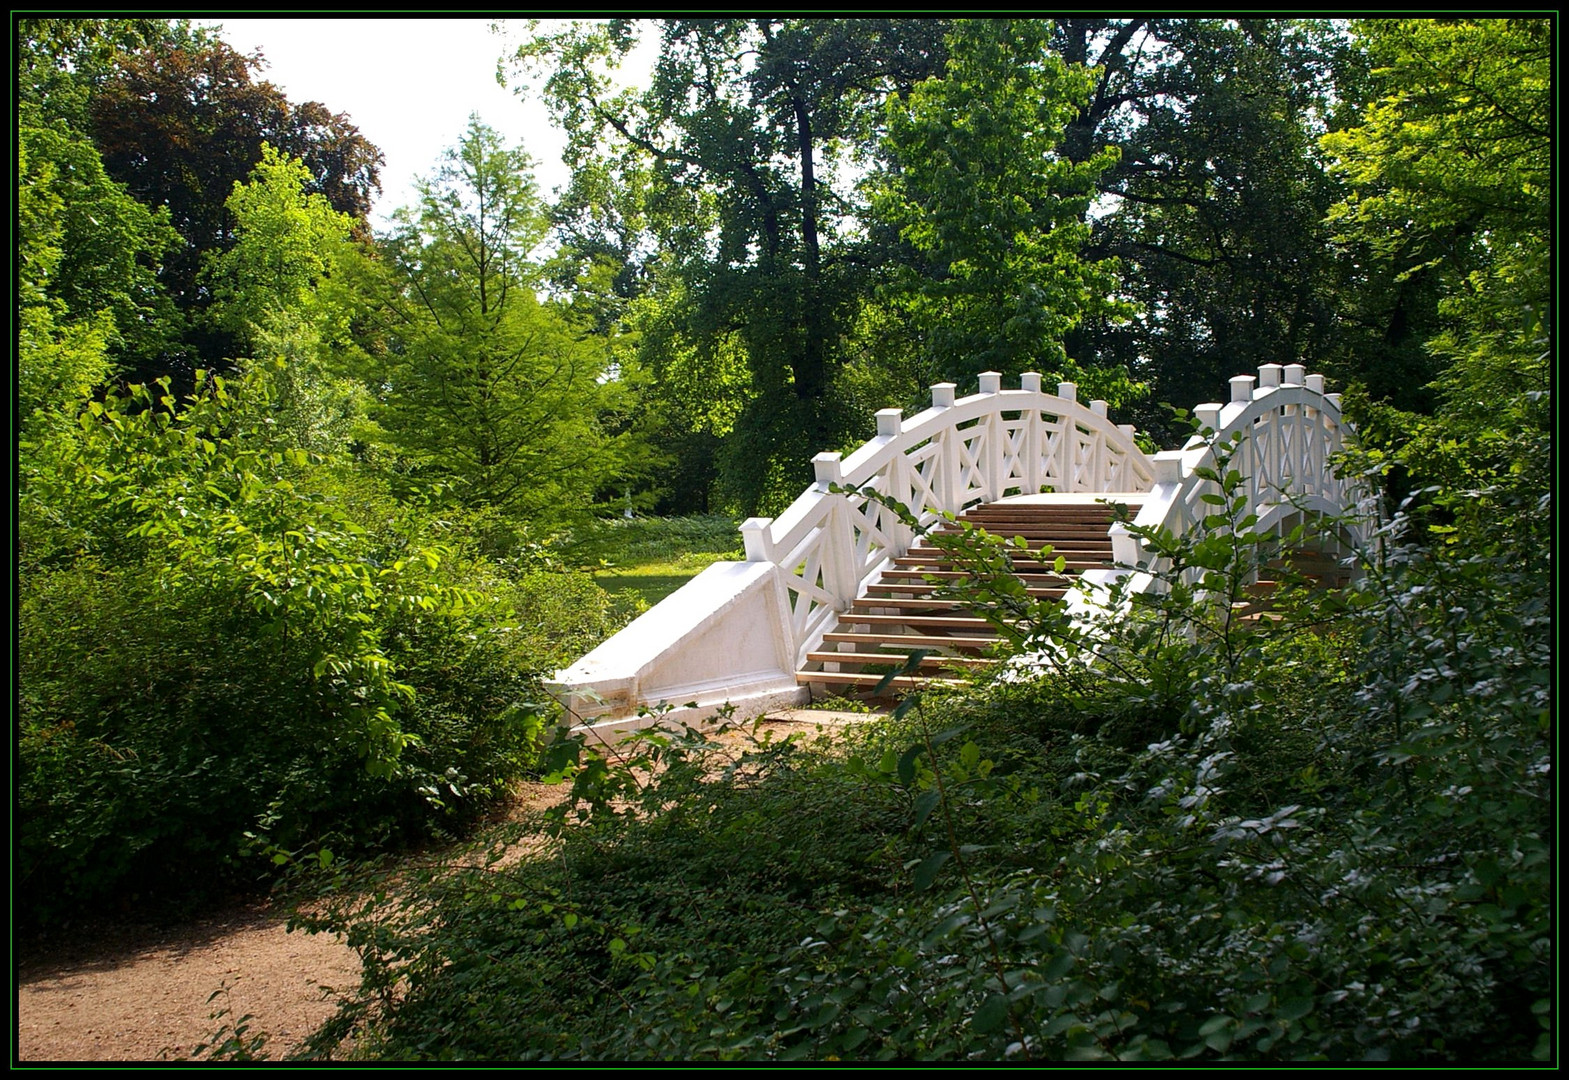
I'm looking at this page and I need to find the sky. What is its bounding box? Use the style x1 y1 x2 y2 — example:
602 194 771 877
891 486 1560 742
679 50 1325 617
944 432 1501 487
214 18 641 228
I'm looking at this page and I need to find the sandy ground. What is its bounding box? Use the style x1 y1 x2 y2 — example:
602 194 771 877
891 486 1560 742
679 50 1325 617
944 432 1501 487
15 711 868 1063
17 904 361 1062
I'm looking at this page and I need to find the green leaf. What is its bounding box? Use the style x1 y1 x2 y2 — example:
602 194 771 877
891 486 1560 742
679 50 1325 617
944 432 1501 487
971 993 1010 1034
1276 996 1314 1021
911 789 942 832
912 851 951 891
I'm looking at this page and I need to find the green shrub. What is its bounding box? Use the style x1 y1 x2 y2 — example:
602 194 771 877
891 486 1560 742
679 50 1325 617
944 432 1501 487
299 438 1548 1061
16 369 635 921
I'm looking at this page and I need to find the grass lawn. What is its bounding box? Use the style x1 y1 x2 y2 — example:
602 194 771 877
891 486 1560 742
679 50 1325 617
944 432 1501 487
564 515 743 608
593 551 735 607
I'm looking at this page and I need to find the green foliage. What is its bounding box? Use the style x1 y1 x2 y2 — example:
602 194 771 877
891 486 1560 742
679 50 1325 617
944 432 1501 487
15 368 625 921
557 513 743 568
514 19 954 511
84 31 383 383
1084 21 1358 417
364 117 636 520
205 144 369 454
16 122 178 420
1322 18 1551 555
876 19 1124 384
299 428 1547 1061
205 143 357 340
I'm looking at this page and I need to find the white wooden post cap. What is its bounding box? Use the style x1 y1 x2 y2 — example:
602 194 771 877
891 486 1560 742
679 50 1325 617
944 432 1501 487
812 452 843 485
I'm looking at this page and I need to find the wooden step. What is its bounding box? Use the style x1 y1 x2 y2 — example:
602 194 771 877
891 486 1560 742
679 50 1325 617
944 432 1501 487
879 569 1074 585
801 498 1132 703
841 613 1001 630
822 631 1001 650
891 557 1110 574
850 597 978 612
897 547 1111 562
863 583 1070 600
805 651 992 670
796 671 968 690
935 525 1121 540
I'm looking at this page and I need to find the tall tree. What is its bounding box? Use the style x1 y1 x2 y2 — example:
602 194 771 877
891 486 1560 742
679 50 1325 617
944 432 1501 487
204 144 367 453
88 34 382 382
1322 18 1551 549
1021 20 1379 436
874 19 1124 389
514 18 952 511
365 118 633 519
16 122 178 406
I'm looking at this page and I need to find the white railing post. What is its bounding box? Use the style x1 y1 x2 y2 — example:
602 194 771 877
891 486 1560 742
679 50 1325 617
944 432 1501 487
876 408 914 550
1020 373 1045 493
813 452 857 609
1088 400 1109 490
1056 382 1077 490
740 517 774 562
930 383 960 512
978 372 1005 501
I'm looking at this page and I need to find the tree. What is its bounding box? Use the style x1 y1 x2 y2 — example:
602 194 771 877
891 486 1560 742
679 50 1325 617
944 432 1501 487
1322 18 1551 550
874 19 1123 388
17 123 177 429
206 145 356 333
87 34 382 382
366 118 632 519
204 144 368 454
514 18 952 511
1009 20 1386 436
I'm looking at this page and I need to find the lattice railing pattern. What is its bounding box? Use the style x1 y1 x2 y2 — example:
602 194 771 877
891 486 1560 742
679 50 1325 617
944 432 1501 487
741 372 1156 666
1115 363 1364 586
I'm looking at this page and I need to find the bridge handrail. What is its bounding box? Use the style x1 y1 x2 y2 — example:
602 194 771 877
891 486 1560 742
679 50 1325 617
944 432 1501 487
740 371 1156 666
1111 364 1362 586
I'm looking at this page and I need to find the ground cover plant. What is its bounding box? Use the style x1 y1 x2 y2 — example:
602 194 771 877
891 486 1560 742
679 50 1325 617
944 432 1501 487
293 448 1550 1061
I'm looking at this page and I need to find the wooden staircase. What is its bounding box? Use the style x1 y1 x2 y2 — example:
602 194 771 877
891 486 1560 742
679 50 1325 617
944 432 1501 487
797 497 1141 698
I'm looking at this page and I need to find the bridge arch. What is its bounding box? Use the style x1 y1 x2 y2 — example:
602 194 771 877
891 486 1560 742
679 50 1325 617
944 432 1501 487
554 366 1361 734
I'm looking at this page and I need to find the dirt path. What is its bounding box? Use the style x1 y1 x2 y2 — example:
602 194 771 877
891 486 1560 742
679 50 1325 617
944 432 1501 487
17 904 360 1062
14 712 866 1063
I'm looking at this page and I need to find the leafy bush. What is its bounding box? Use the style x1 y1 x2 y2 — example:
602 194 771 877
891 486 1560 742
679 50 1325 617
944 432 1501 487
299 433 1548 1061
16 368 634 921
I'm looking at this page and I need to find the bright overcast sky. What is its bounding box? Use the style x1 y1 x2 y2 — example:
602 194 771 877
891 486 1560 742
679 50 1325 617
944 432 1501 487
214 18 636 228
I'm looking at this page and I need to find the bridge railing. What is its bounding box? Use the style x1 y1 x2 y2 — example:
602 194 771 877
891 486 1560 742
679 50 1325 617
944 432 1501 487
1109 364 1365 589
740 371 1156 667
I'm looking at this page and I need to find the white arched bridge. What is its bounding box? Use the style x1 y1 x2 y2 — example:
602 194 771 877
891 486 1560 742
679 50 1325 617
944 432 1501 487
553 364 1362 734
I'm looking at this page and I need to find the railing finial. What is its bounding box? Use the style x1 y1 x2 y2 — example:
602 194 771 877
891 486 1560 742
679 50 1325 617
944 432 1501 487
812 451 843 486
